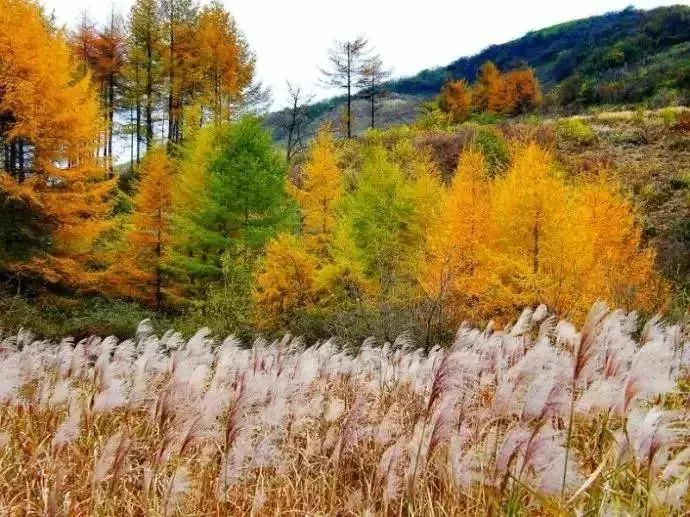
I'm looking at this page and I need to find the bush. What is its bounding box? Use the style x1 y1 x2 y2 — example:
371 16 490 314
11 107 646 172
556 118 597 145
473 126 510 176
669 171 690 190
0 295 165 339
673 110 690 134
659 107 679 125
467 112 502 125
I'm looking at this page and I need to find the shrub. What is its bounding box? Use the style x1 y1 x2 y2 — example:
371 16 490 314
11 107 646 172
556 118 597 145
659 107 679 125
673 110 690 134
473 126 510 176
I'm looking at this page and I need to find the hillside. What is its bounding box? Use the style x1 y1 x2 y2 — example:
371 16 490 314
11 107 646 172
391 5 690 105
269 5 690 138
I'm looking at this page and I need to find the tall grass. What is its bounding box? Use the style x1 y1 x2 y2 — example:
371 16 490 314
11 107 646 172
0 303 688 515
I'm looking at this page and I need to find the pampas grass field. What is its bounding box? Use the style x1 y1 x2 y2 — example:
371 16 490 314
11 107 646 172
1 302 689 516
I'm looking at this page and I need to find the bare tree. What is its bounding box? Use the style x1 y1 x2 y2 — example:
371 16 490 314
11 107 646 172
320 37 369 139
279 82 314 162
235 79 274 117
358 55 391 129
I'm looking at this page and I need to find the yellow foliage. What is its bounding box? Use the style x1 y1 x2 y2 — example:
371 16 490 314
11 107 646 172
0 0 114 288
422 148 492 318
423 142 660 325
289 128 342 253
253 233 318 326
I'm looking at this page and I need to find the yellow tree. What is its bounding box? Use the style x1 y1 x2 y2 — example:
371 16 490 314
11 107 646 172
289 127 342 254
488 143 577 317
488 143 658 322
573 174 660 313
252 233 317 327
422 148 492 326
0 0 114 289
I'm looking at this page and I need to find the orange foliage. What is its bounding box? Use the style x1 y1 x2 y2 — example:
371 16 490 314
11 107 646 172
439 61 542 118
197 2 255 122
0 0 114 287
104 148 173 309
438 79 473 123
503 68 542 115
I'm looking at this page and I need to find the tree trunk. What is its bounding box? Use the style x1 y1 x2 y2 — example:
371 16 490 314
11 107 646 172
146 30 154 149
167 6 175 148
108 72 115 178
346 43 352 139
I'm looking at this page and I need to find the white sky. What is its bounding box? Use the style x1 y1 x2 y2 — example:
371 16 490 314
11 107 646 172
45 0 687 108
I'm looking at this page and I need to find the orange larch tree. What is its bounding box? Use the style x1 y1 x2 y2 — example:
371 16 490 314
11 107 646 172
197 1 255 123
0 0 114 289
116 147 174 310
438 79 473 123
503 68 542 115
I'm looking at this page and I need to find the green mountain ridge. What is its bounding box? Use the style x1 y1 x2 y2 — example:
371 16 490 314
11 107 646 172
268 5 690 139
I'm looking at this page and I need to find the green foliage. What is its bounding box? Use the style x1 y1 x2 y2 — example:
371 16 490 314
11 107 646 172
336 146 427 288
473 127 510 176
387 6 690 107
204 118 294 248
556 118 597 145
0 295 165 339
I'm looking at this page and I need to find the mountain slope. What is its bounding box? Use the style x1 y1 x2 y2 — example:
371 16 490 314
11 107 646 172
389 5 690 105
268 5 690 140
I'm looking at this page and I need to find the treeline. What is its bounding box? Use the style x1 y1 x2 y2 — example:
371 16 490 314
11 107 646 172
70 0 257 175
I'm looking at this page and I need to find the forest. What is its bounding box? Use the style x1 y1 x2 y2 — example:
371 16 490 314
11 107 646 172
0 0 674 344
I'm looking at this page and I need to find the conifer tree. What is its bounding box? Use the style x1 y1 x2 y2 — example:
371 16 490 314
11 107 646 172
108 147 173 310
0 0 114 289
289 127 342 254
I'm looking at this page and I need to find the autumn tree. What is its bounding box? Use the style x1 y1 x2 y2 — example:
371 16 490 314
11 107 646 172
160 0 197 145
95 11 125 176
289 127 342 254
128 0 163 149
358 54 391 129
422 147 491 331
320 37 370 138
197 1 255 124
438 79 473 123
253 233 317 327
332 145 441 339
0 0 114 288
473 61 504 113
503 68 542 115
71 12 99 77
489 144 655 321
108 147 173 310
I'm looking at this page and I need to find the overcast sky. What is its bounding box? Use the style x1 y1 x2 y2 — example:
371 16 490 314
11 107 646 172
45 0 686 108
